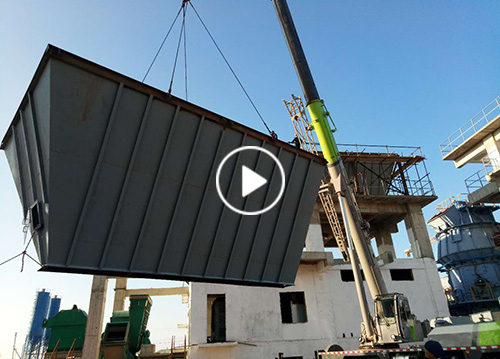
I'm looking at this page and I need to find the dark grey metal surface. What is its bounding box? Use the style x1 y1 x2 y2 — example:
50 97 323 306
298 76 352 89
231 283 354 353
1 45 325 287
273 0 320 104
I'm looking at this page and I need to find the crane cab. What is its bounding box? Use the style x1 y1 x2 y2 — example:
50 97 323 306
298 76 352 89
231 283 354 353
374 293 426 346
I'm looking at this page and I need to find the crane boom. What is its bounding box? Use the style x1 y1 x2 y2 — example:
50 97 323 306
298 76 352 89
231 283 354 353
272 0 387 299
273 1 429 348
272 0 410 346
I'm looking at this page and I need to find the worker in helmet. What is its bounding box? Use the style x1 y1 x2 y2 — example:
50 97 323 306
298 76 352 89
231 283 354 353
289 133 300 148
423 340 444 359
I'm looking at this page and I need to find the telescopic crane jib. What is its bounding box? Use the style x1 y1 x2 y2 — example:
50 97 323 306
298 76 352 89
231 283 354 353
272 0 425 347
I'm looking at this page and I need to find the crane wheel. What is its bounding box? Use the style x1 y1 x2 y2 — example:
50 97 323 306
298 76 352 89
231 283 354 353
326 344 344 352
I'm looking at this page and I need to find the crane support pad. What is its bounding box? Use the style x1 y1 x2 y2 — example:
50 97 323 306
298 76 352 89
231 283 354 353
1 45 326 287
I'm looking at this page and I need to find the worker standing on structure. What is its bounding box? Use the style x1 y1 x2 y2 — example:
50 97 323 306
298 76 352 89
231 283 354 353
289 133 300 148
424 340 444 359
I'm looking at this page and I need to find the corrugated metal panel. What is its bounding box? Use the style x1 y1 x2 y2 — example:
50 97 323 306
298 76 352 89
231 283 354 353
1 45 325 287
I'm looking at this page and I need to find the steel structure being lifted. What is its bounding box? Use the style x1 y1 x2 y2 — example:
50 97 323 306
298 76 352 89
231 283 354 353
1 45 325 288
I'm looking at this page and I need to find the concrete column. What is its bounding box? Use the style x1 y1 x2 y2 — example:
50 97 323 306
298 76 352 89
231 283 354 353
113 278 128 312
305 203 324 252
483 135 500 169
82 275 108 359
404 204 433 259
374 228 396 257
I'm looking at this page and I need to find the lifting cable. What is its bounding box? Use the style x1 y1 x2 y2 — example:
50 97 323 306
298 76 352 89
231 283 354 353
0 231 41 271
142 1 275 136
182 4 188 101
168 4 187 96
188 1 274 136
142 5 184 83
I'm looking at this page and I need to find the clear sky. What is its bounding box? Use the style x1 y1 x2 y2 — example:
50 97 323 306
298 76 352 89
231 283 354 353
1 1 500 357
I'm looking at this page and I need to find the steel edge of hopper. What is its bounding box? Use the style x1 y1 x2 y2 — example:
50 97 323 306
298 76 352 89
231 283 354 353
1 44 326 168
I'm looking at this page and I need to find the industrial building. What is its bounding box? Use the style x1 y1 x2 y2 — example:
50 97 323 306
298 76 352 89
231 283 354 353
433 95 500 317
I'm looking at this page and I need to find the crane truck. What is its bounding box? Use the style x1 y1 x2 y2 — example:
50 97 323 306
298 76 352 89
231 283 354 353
271 1 500 358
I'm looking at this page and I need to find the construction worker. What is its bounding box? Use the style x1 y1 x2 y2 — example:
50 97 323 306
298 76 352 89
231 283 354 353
289 133 300 148
423 340 444 359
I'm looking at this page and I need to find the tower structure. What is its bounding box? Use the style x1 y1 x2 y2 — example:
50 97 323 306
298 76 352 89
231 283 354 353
23 290 50 359
428 198 500 315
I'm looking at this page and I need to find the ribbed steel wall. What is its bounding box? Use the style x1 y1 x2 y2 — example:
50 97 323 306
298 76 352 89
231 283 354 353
2 45 325 287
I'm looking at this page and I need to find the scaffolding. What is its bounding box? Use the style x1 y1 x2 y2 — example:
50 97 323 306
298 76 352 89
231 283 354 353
284 95 435 199
284 94 436 251
284 95 349 260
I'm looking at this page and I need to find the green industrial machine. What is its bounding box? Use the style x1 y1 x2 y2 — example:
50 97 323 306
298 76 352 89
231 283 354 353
43 306 88 353
101 295 153 359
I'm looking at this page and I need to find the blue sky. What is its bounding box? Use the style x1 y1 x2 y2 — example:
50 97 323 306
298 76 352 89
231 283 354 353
1 1 500 357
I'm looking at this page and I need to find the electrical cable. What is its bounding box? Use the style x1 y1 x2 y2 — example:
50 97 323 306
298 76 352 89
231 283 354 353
188 2 273 135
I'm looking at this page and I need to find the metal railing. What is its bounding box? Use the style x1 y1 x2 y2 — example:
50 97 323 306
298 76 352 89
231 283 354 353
336 144 435 198
440 95 500 157
337 143 423 157
436 193 469 210
464 157 500 193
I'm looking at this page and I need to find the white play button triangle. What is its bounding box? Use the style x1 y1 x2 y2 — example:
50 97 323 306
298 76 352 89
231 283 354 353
242 165 267 197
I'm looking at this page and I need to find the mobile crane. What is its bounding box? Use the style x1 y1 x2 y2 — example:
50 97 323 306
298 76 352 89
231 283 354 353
272 1 500 358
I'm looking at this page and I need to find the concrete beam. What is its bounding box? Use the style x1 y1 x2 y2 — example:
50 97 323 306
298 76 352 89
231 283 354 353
305 203 324 252
468 182 500 204
82 276 108 359
453 142 486 168
113 278 128 312
404 204 434 259
123 287 189 297
374 228 396 258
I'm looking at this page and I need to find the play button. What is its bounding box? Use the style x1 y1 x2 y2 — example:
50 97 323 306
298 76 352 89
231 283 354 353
216 146 286 216
241 165 267 197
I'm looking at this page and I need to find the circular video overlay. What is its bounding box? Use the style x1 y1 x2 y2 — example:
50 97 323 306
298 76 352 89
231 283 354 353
216 146 285 216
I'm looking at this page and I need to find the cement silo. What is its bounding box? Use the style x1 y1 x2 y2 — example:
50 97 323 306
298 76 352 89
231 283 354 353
23 289 50 359
43 296 61 342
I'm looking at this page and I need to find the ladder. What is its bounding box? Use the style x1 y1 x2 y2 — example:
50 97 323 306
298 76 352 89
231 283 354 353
283 95 349 261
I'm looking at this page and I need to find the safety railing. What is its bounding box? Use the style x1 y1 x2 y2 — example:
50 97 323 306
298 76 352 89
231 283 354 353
436 193 469 211
337 143 423 157
464 157 500 193
440 95 500 157
335 144 435 198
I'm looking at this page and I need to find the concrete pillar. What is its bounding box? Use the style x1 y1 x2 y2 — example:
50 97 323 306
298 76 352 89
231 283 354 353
305 203 324 252
82 275 108 359
113 278 128 312
483 135 500 169
374 228 396 257
404 204 434 259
